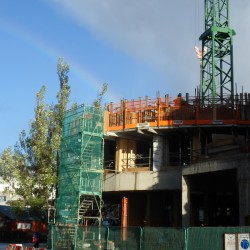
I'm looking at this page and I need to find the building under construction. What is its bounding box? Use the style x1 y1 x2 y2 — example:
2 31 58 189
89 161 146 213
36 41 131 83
103 92 250 227
102 0 250 228
51 1 250 248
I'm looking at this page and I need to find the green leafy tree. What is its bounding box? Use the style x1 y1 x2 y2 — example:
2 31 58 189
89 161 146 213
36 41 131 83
0 58 70 218
93 82 108 108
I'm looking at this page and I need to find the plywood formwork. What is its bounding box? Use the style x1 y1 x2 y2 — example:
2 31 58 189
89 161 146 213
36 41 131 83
115 138 136 172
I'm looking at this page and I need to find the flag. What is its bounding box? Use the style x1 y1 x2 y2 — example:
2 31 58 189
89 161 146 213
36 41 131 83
195 46 202 59
195 46 208 60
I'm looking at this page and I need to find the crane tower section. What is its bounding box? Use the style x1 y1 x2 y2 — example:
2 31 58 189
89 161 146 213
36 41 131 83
200 0 236 106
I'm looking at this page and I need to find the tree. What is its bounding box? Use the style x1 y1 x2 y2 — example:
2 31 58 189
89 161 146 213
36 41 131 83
93 82 108 108
0 58 108 219
0 58 70 218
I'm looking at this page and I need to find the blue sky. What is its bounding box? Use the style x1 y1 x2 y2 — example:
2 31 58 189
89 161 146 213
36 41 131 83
0 0 250 152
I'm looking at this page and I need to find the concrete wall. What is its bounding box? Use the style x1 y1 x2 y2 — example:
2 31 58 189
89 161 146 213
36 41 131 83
103 170 182 192
182 155 241 175
182 153 250 226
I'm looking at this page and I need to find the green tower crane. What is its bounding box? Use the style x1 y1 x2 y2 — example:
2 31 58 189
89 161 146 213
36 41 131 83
199 0 236 106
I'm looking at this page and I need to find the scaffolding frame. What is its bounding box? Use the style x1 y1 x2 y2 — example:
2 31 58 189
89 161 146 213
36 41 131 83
55 104 104 228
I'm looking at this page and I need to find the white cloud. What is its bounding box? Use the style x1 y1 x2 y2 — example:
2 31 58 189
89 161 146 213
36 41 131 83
231 1 250 92
48 0 250 95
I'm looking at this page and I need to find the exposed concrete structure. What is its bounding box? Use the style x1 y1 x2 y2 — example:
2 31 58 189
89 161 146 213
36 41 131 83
103 171 181 192
102 96 250 227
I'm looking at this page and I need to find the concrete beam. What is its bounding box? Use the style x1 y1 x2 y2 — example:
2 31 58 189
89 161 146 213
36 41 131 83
103 170 181 192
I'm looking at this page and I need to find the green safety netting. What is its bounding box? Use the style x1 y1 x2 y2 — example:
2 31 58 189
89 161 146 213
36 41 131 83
56 104 104 225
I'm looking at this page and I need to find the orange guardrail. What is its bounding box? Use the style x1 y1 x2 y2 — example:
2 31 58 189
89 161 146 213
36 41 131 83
105 95 250 131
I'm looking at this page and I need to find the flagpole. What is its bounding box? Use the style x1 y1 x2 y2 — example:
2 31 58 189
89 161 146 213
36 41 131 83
199 59 202 100
194 45 203 104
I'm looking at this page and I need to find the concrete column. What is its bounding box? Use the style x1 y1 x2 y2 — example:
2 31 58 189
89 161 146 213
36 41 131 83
192 130 201 161
144 193 151 226
178 135 182 165
164 137 170 166
173 192 180 227
204 194 209 226
238 157 249 226
153 135 164 171
156 136 169 169
182 176 190 227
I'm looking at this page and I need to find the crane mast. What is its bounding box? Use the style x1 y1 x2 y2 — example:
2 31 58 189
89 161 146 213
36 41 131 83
200 0 236 106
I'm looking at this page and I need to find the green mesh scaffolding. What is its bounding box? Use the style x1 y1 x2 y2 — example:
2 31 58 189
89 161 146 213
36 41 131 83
56 104 104 226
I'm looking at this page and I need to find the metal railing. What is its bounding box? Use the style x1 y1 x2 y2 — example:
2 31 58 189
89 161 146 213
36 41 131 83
106 95 250 131
49 225 250 250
